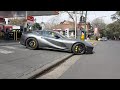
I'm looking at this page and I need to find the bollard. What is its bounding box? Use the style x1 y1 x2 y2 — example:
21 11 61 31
16 31 17 41
14 31 15 40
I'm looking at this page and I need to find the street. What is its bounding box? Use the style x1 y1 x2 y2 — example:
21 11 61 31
59 40 120 79
1 40 120 79
0 11 120 79
0 44 71 79
38 41 120 79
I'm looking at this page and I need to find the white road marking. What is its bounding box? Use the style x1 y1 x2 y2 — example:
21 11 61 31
2 46 16 49
1 46 28 51
0 49 14 54
37 55 81 79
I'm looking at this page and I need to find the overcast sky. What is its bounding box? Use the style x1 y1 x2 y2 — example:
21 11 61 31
34 11 116 24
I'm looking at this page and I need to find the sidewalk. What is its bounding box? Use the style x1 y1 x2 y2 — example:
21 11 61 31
0 40 20 46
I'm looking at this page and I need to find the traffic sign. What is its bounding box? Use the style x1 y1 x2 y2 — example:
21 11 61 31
27 16 34 21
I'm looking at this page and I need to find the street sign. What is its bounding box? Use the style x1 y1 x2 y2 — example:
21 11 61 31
27 16 34 21
27 16 34 29
13 25 20 29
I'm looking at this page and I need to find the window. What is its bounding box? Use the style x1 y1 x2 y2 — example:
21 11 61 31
36 31 44 36
44 31 60 39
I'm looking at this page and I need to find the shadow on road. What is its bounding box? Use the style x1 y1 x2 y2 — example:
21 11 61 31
23 46 95 55
85 51 95 55
36 48 72 54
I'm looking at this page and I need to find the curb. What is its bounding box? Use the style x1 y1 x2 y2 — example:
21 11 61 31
18 54 74 79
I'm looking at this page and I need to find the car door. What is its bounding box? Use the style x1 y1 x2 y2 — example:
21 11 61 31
42 31 67 49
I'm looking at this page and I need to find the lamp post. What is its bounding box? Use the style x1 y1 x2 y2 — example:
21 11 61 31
74 11 77 39
23 11 27 32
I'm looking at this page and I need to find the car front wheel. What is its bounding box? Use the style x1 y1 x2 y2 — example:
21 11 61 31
72 43 86 55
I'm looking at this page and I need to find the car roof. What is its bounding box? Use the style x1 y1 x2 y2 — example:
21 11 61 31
34 30 53 32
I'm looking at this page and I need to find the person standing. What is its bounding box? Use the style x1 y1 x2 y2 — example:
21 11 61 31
5 28 10 40
81 31 85 41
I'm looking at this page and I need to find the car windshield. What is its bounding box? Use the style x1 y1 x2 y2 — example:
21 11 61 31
35 30 68 39
54 31 67 39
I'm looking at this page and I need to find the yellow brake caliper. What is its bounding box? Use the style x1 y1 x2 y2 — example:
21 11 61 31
32 41 36 47
75 46 78 52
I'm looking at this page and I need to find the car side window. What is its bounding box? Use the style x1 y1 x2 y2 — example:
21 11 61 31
36 31 44 36
44 31 60 39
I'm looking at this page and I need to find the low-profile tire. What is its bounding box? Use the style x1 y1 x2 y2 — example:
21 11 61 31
26 38 38 50
72 43 86 55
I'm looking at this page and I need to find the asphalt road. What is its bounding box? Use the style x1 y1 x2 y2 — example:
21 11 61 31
0 44 71 79
58 40 120 79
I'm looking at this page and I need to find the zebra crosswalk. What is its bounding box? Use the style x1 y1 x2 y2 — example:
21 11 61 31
0 49 14 54
0 45 29 54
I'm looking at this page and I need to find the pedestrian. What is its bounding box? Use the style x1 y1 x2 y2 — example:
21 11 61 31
81 32 85 41
5 28 10 40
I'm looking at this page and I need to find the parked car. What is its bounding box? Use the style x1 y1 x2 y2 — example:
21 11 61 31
98 38 102 41
20 30 94 55
98 37 107 41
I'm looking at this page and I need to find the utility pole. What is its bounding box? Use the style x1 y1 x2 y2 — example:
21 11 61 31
85 11 87 29
23 11 27 32
25 11 28 31
74 11 77 39
85 11 87 39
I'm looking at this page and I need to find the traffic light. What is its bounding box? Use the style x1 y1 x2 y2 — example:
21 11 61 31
65 29 69 37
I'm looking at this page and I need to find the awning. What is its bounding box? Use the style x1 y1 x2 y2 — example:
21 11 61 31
0 11 59 18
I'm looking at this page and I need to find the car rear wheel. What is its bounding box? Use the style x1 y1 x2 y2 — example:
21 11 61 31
26 38 38 50
72 43 86 55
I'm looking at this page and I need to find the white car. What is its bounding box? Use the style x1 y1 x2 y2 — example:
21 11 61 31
98 38 102 41
98 37 107 41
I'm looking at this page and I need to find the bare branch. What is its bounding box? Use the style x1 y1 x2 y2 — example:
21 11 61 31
65 11 75 22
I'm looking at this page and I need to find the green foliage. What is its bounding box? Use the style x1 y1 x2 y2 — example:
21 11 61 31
90 35 96 40
110 11 120 39
8 18 25 26
32 23 42 30
106 21 120 39
111 11 120 22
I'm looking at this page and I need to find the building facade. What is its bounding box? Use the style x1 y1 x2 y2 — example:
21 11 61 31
52 20 92 38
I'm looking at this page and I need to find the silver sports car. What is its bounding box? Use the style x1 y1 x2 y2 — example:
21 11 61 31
20 30 94 55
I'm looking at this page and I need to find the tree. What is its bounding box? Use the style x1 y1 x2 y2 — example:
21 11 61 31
8 18 25 26
60 11 86 23
91 18 107 38
106 11 120 40
111 11 120 22
32 23 42 30
106 21 120 40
